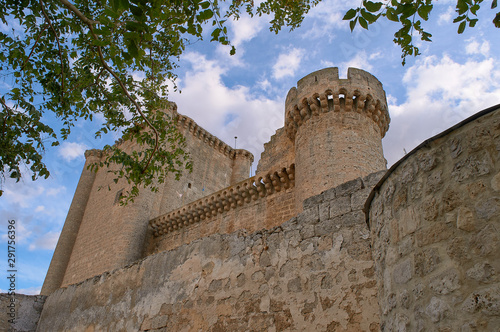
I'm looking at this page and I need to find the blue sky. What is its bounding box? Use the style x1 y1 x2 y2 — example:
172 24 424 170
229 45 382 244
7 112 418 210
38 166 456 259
1 0 499 295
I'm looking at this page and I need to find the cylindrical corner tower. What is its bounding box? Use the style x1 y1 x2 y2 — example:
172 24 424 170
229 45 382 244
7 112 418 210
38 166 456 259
40 149 102 295
286 67 390 207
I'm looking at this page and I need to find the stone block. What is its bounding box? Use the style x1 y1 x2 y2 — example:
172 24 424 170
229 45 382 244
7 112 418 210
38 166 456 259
461 285 500 316
425 297 450 323
303 194 323 210
362 170 386 189
330 195 352 218
466 262 496 283
414 247 441 277
393 258 413 284
335 177 363 197
319 202 330 222
297 207 319 225
429 268 461 295
341 210 365 227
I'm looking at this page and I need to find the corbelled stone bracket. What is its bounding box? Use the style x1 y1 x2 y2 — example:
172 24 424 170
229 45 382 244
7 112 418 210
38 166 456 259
150 164 295 236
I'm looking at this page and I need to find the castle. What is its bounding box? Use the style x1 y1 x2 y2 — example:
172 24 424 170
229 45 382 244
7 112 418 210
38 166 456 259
4 67 500 331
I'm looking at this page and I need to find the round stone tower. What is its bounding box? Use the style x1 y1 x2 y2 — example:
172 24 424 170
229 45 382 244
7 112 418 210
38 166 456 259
285 67 390 206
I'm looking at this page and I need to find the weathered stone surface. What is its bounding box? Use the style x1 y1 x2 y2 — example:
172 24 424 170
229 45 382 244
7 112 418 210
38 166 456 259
0 294 46 332
429 268 461 295
38 171 381 332
369 107 500 331
393 258 413 284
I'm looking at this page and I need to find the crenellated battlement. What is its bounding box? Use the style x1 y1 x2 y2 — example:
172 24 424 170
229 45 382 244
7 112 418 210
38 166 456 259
176 113 254 162
84 149 103 159
285 67 390 140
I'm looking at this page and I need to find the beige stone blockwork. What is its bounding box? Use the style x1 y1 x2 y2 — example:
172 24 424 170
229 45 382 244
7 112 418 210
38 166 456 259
368 106 500 331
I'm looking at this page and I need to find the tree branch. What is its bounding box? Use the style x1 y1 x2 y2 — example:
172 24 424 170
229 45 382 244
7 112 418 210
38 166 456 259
60 0 160 173
59 0 100 25
21 24 48 70
40 0 65 101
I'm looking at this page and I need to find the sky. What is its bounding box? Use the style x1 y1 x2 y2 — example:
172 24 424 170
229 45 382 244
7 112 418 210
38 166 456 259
1 0 499 295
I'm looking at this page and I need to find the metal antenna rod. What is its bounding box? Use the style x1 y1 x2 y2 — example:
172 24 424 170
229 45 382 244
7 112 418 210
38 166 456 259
234 136 237 149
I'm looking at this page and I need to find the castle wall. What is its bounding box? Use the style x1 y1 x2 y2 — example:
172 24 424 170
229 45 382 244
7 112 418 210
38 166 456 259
36 172 383 332
45 108 253 291
155 116 253 217
256 127 295 174
368 106 500 331
146 164 296 254
0 294 46 332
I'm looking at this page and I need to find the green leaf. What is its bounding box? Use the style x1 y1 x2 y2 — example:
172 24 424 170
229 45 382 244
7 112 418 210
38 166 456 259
343 8 357 20
469 18 478 27
129 4 144 18
453 15 466 23
359 16 368 29
493 12 500 27
119 0 129 10
470 4 480 15
458 20 466 33
417 4 433 21
364 1 383 13
198 9 214 21
456 0 469 14
349 17 357 31
386 8 399 22
200 1 210 9
360 9 377 23
493 0 498 9
126 39 139 58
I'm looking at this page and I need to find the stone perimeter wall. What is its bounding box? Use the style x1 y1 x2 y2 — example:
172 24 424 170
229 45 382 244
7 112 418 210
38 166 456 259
368 106 500 331
36 171 384 332
0 294 46 332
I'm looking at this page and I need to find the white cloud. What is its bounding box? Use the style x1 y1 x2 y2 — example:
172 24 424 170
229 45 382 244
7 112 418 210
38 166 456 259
29 231 60 251
339 51 374 75
465 39 490 56
18 287 42 295
170 52 284 168
272 48 305 79
58 142 88 162
383 53 500 166
438 6 454 25
230 15 266 47
302 0 351 40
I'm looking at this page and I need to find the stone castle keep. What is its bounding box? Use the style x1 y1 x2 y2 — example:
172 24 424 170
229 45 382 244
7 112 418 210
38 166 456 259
4 67 500 331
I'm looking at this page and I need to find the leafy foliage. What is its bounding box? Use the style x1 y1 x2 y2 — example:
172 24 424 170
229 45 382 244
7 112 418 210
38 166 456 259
344 0 499 65
0 0 497 200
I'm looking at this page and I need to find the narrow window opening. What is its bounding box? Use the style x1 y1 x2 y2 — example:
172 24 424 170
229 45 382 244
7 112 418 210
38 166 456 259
188 183 192 189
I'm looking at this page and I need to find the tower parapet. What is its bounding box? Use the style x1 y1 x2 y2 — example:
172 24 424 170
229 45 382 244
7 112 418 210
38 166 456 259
287 67 390 207
285 67 390 140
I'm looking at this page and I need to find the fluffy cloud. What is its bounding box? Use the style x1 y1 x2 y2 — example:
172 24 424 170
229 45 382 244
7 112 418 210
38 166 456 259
58 142 88 162
272 48 305 79
230 15 266 48
339 51 374 76
29 231 60 251
170 52 284 169
383 52 500 166
465 39 490 56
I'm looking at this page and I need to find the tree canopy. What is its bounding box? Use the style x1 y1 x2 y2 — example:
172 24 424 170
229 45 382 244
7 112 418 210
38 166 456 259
0 0 497 202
